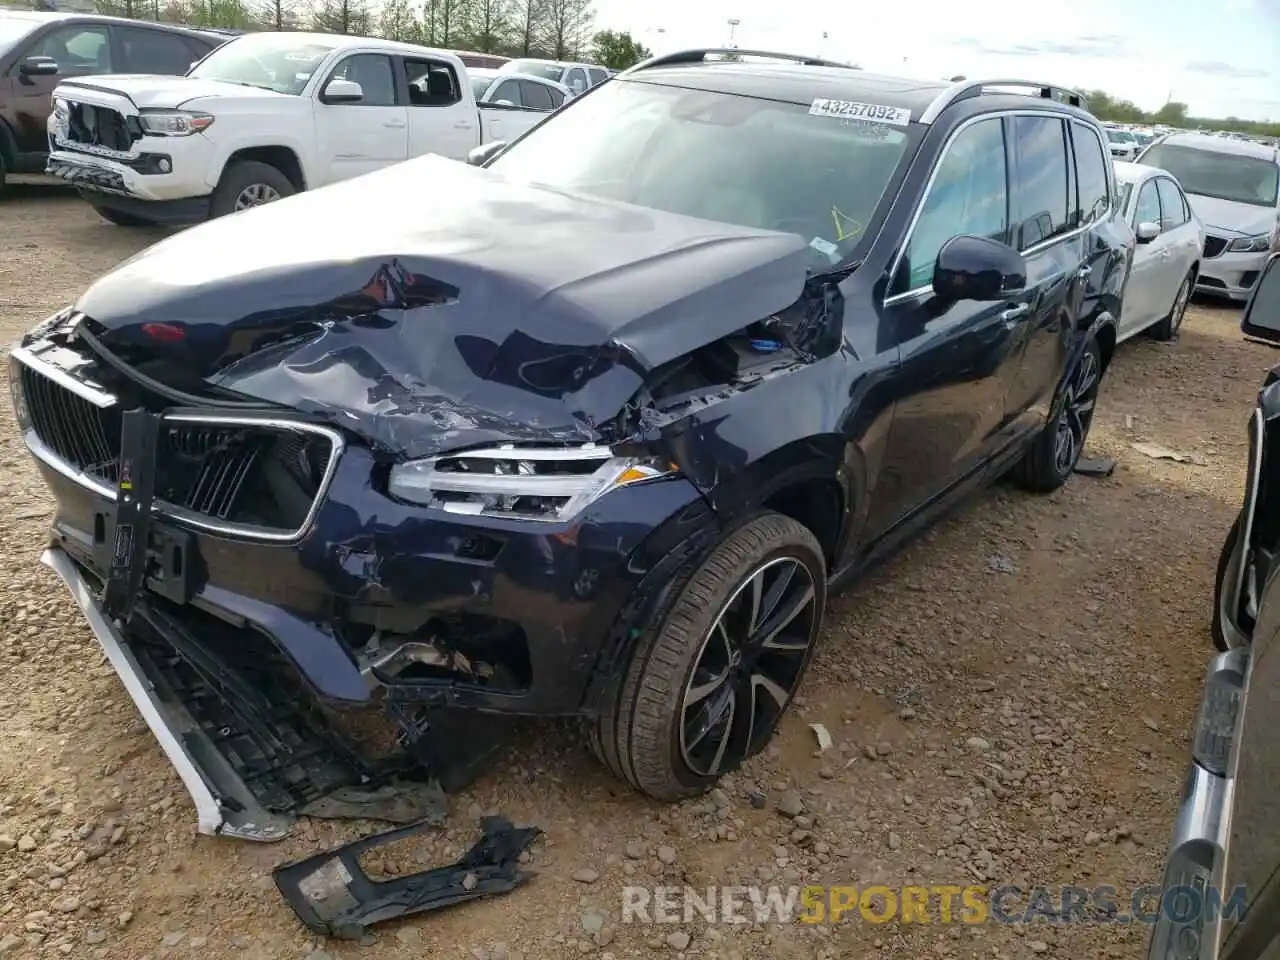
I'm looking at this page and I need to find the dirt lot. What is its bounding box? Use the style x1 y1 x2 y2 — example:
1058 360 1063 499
0 184 1272 960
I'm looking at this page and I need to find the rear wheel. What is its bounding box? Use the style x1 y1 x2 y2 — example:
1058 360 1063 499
1011 336 1103 492
1150 272 1192 342
590 512 826 800
209 160 294 219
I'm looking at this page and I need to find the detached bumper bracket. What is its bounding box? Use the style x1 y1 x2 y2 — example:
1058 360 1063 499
103 408 160 621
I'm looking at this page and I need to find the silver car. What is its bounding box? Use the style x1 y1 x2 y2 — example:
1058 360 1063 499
1137 134 1280 301
1148 253 1280 960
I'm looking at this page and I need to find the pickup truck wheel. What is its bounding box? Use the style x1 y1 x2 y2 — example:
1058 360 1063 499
1011 336 1103 493
90 204 153 227
591 512 826 801
210 161 294 218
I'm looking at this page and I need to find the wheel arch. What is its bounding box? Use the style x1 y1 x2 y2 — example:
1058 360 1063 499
221 145 307 192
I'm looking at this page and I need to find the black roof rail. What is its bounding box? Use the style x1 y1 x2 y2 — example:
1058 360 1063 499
619 48 854 77
919 78 1089 124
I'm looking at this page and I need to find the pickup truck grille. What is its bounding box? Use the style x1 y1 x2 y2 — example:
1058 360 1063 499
18 361 339 539
65 101 135 153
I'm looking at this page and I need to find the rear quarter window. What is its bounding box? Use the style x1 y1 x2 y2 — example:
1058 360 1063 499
1070 121 1111 225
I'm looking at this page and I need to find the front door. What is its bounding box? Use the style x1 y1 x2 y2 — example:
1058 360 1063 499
401 57 477 160
312 53 407 185
10 22 114 156
1120 178 1167 335
869 114 1026 537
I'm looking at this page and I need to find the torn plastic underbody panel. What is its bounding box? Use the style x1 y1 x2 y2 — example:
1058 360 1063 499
274 816 540 939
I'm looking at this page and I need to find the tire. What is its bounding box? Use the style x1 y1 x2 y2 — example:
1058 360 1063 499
90 204 153 227
590 512 827 801
0 150 7 195
1212 512 1246 651
1149 271 1192 342
208 160 294 219
1011 335 1104 493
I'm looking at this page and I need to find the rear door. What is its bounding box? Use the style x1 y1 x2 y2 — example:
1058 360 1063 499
9 21 113 154
312 52 407 184
401 56 477 160
1002 114 1083 436
1156 175 1201 299
872 114 1022 534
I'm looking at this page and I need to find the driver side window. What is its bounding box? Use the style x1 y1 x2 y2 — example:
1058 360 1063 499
26 25 112 75
898 117 1009 294
1134 181 1161 230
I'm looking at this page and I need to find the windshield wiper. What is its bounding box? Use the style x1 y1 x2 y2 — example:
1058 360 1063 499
807 258 863 284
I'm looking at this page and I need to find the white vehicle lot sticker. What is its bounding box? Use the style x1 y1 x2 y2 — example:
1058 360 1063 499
808 99 912 126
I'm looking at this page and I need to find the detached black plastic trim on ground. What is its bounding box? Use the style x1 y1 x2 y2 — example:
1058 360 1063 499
273 815 541 939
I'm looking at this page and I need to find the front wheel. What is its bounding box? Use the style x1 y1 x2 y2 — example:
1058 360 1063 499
1011 336 1103 493
209 160 295 219
1149 272 1192 342
590 512 827 801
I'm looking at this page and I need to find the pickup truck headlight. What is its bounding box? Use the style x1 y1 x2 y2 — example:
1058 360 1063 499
138 110 214 136
1227 232 1273 254
387 444 678 521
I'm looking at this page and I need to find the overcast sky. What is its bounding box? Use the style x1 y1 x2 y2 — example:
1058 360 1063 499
592 0 1280 122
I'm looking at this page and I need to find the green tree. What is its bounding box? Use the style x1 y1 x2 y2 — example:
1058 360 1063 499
541 0 591 59
1154 100 1188 125
462 0 514 52
589 29 649 69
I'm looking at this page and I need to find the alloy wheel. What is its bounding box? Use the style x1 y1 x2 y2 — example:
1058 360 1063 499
1053 347 1100 475
678 556 818 777
233 183 281 210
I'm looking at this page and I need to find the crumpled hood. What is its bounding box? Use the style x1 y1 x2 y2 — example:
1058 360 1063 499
75 154 811 458
56 74 287 110
1185 193 1278 236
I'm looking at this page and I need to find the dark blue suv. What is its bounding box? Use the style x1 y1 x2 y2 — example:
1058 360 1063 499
10 49 1132 840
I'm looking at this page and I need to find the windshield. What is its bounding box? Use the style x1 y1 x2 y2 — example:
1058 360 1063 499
1140 143 1280 207
0 14 41 58
1107 129 1134 143
188 34 337 95
488 80 914 268
505 58 564 82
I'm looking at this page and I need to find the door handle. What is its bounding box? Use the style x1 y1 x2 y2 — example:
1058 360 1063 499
1077 264 1093 279
453 121 473 129
1000 303 1031 323
384 120 406 128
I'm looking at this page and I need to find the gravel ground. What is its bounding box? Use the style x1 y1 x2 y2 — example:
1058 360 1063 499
0 183 1273 960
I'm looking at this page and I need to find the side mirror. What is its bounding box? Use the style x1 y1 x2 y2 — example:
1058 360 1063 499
1136 221 1160 244
19 56 59 77
321 78 363 104
467 140 507 166
932 235 1027 303
1242 253 1280 346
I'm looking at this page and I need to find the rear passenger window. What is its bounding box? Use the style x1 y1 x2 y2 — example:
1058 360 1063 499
118 27 193 75
404 58 461 107
588 67 608 86
899 117 1008 292
1012 116 1070 250
1156 178 1188 228
1071 121 1110 225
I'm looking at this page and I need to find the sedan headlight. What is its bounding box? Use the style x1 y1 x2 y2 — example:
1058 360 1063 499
138 109 214 136
1227 232 1273 254
387 443 678 521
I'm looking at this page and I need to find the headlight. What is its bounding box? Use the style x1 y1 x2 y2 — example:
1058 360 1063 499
387 443 678 522
8 355 29 432
138 110 214 137
1227 232 1272 254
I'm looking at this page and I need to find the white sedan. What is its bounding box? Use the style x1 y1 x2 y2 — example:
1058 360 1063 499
1114 161 1205 342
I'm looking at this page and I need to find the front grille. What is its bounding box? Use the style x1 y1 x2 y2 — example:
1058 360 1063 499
1204 234 1228 259
66 102 134 153
20 362 337 537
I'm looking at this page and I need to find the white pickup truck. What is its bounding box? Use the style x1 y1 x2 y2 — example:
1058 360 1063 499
44 31 552 226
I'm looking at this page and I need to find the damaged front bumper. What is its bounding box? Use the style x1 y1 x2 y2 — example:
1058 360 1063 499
42 546 291 841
